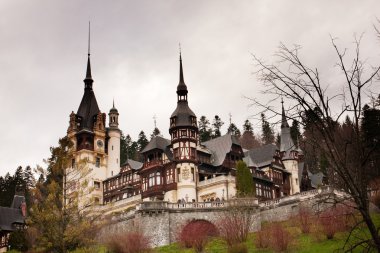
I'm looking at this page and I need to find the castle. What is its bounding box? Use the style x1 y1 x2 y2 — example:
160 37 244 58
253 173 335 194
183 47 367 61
65 50 306 210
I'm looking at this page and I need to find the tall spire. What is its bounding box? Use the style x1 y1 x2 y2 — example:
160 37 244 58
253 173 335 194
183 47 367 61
179 45 184 84
84 22 93 89
281 98 289 128
177 45 188 98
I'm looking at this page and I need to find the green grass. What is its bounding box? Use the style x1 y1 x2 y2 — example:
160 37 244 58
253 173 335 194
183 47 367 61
155 213 380 253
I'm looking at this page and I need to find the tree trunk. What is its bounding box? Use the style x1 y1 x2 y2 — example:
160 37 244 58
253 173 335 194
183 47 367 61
361 209 380 251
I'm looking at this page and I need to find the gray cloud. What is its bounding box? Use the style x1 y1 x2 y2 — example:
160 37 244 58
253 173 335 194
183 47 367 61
0 0 379 175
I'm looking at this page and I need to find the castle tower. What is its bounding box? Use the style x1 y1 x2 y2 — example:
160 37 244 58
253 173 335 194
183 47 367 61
66 43 107 206
107 100 121 177
169 51 199 202
280 100 300 194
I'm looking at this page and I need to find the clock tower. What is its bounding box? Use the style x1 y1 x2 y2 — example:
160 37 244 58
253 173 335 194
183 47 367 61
66 52 107 206
169 51 199 202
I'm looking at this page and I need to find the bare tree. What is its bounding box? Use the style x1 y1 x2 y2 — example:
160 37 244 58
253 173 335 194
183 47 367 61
250 34 380 251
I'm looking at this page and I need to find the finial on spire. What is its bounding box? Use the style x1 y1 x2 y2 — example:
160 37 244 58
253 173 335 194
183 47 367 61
179 44 184 84
84 21 93 89
88 21 91 56
113 98 115 108
153 114 157 128
281 98 289 128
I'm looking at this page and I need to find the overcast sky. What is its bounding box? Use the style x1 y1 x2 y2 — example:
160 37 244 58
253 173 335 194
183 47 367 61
0 0 379 176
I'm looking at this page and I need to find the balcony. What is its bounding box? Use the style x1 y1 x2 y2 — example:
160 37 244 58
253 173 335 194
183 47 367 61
143 160 163 171
198 175 235 188
141 183 177 199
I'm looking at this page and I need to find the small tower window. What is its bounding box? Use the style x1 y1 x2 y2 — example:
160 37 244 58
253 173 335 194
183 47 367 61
71 159 75 168
94 181 100 189
112 145 114 150
96 157 100 168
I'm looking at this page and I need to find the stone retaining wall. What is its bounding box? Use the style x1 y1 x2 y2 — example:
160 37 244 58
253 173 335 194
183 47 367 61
99 187 339 247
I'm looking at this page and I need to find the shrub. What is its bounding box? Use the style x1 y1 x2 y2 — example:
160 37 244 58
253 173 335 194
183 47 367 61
106 231 150 253
318 204 356 240
218 203 254 246
227 243 248 253
255 222 292 252
254 225 271 249
298 206 313 234
319 208 340 239
179 220 218 253
270 223 292 252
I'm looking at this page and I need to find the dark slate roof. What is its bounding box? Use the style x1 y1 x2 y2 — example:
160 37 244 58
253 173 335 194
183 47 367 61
121 159 143 171
170 101 196 127
11 195 25 209
177 53 188 95
77 89 100 129
202 134 241 166
243 144 278 168
0 195 25 232
141 136 171 153
308 170 325 188
0 207 24 231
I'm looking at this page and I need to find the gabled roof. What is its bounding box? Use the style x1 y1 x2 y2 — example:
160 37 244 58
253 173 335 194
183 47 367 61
0 195 25 232
202 134 241 166
141 136 171 154
243 144 278 168
121 159 143 171
11 195 25 209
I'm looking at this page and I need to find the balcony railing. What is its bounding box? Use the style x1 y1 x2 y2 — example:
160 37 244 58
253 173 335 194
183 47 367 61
198 175 235 187
141 183 177 198
259 186 334 208
138 198 259 210
143 160 163 170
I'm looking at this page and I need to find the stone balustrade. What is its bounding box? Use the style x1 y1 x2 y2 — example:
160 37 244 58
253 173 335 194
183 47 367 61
259 186 334 208
197 174 235 187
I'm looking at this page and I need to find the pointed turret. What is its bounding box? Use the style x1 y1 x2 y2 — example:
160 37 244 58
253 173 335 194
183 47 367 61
170 50 197 130
281 98 289 128
76 27 100 130
280 99 295 159
109 99 119 129
84 55 93 90
177 52 188 98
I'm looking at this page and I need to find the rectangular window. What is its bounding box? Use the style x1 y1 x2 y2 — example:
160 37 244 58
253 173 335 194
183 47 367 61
96 157 100 168
181 130 187 137
71 158 75 168
94 181 100 189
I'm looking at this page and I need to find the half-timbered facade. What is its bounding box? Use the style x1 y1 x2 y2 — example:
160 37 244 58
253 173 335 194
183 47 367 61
64 48 305 211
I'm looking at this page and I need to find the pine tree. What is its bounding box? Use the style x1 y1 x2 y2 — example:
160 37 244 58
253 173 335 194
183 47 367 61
137 131 149 152
243 119 253 133
150 127 161 139
227 123 241 137
120 132 128 166
261 113 274 144
212 115 224 138
198 116 212 142
235 161 255 197
290 120 301 146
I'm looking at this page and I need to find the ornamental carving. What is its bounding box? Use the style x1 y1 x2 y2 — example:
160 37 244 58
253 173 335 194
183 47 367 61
182 168 190 180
